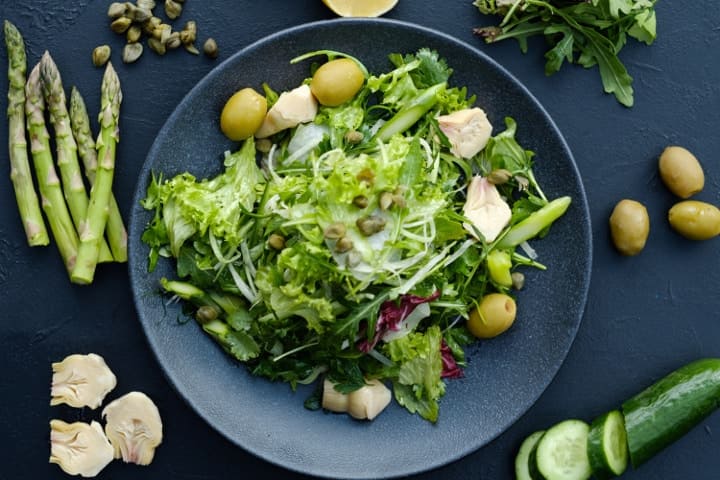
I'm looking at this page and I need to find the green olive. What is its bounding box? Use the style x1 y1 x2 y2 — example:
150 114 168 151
310 58 364 107
659 146 705 199
467 293 517 339
220 88 267 141
668 200 720 240
609 199 650 256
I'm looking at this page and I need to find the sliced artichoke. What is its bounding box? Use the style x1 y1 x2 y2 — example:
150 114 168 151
102 391 163 465
50 353 117 409
50 420 114 477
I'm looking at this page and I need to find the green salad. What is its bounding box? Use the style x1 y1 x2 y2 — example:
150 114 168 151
141 48 570 422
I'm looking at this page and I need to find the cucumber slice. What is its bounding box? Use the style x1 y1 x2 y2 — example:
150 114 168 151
515 430 545 480
530 419 592 480
587 410 629 478
622 358 720 467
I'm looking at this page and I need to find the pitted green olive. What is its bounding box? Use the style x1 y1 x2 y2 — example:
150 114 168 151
310 58 364 106
659 146 705 199
668 200 720 240
220 88 267 141
609 199 650 256
467 293 517 339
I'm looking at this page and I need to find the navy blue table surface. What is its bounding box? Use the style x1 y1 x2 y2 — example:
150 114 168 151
1 1 718 479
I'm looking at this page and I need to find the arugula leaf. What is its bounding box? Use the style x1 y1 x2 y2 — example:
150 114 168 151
473 0 658 106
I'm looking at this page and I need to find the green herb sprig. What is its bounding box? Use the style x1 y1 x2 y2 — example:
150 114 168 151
473 0 658 107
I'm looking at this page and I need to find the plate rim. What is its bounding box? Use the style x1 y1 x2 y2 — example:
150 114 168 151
128 17 593 479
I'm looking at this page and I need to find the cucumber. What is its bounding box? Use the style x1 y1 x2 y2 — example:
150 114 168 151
515 430 545 480
621 358 720 468
587 410 628 478
529 420 592 480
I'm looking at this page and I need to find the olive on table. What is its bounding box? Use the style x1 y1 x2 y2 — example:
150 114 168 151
658 146 705 199
467 293 517 339
310 58 364 106
220 88 267 141
668 200 720 240
609 199 650 256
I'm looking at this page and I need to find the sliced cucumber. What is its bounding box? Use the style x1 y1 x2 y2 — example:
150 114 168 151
622 358 720 467
529 419 591 480
515 430 545 480
587 410 629 478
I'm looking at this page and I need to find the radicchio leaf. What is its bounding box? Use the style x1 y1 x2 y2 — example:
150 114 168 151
358 291 440 353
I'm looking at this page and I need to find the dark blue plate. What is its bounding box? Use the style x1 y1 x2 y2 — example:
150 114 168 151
129 18 592 479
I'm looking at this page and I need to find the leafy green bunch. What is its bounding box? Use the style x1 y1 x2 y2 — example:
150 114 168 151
474 0 658 107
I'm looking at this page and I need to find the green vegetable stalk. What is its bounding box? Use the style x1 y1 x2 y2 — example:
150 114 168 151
376 82 445 141
4 20 48 246
40 52 113 263
496 196 571 248
25 63 79 274
72 63 122 284
474 0 658 107
70 87 128 262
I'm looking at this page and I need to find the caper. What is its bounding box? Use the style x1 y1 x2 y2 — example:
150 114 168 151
180 20 197 44
122 42 144 63
165 32 182 49
668 200 720 240
356 215 386 236
352 195 368 208
152 23 171 43
467 293 517 339
356 168 374 185
511 272 525 290
255 138 272 154
344 130 364 144
126 25 142 43
195 306 219 324
107 2 128 18
164 0 183 19
609 199 650 256
125 4 152 22
310 58 365 106
136 0 156 9
334 236 354 253
92 45 111 67
487 168 512 185
148 37 166 55
323 222 346 240
379 191 394 210
659 146 705 199
203 38 218 59
268 233 285 250
143 16 162 34
110 16 132 34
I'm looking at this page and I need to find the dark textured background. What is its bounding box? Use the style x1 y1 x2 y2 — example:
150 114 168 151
1 1 718 479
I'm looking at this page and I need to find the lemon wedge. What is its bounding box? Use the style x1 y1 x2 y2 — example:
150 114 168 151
322 0 398 17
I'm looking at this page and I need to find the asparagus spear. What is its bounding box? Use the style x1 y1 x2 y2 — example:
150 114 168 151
72 63 122 284
39 51 113 263
4 21 49 246
70 87 128 262
25 63 79 274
